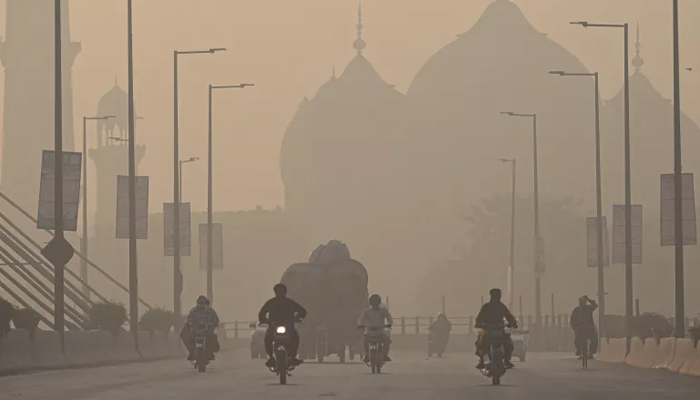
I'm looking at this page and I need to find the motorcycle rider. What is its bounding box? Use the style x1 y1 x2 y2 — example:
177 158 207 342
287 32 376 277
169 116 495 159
428 312 452 355
181 295 220 361
570 295 599 358
475 288 518 370
357 294 393 363
258 283 307 368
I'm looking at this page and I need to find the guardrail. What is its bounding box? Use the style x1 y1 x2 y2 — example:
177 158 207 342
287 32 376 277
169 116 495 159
222 314 570 339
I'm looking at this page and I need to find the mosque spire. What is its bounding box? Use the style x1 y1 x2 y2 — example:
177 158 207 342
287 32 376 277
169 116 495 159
632 22 644 72
353 3 366 55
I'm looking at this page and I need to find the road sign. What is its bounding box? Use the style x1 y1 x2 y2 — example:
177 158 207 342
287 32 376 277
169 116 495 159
199 223 223 270
163 202 191 257
660 173 696 246
116 176 150 239
612 204 643 264
586 216 609 267
41 236 75 266
37 150 82 231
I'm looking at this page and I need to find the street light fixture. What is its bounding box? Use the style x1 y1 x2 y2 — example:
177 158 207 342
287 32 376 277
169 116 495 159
206 83 254 304
571 19 634 353
498 158 517 311
179 157 200 203
548 69 606 336
501 111 542 327
173 47 225 321
81 115 115 300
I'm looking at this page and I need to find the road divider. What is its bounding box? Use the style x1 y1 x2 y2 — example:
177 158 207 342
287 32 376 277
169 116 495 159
600 336 699 378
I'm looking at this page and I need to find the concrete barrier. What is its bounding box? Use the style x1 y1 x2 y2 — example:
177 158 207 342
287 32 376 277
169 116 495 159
651 337 676 370
625 337 646 368
678 340 700 377
668 338 693 373
31 330 66 369
0 329 34 371
599 338 626 363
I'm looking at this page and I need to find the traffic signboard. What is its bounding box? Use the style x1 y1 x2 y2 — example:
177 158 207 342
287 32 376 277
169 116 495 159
163 202 191 256
612 204 643 264
660 173 696 246
116 175 150 239
37 150 82 231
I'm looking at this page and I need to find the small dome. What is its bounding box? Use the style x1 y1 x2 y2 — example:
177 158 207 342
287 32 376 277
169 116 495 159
96 77 130 135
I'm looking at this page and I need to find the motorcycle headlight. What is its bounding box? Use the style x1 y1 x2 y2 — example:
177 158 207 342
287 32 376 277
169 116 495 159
276 326 286 334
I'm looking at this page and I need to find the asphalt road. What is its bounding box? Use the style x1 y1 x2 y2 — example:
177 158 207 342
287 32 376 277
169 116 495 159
2 350 699 400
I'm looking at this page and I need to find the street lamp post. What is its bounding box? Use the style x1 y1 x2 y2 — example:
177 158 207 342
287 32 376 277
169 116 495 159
179 157 199 203
571 20 633 352
81 115 115 300
499 158 517 310
207 83 253 304
549 70 605 335
671 0 685 339
501 112 541 326
173 48 225 320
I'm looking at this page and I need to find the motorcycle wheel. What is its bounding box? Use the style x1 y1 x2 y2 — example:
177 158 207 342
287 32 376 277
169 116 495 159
196 349 207 373
276 349 288 385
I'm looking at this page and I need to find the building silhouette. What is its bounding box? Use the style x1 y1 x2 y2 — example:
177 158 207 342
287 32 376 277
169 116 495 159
0 0 80 212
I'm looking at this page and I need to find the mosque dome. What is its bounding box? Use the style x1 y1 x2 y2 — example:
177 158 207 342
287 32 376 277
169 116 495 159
279 5 408 223
404 0 597 210
96 77 129 138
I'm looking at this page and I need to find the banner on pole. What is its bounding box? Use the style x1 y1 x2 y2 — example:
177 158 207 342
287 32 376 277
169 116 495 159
37 150 82 231
198 223 223 270
163 202 191 256
116 176 150 239
612 204 643 264
660 173 696 246
586 216 609 267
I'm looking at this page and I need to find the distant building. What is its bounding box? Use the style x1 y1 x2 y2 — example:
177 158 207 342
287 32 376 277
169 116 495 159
0 0 80 212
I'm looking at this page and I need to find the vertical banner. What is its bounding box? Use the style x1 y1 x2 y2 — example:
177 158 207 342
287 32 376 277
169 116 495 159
660 173 696 246
116 176 150 239
163 202 191 256
586 216 609 267
198 223 223 270
37 150 82 231
612 204 643 264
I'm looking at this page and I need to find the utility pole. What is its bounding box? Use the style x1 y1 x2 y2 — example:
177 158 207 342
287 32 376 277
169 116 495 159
127 0 139 349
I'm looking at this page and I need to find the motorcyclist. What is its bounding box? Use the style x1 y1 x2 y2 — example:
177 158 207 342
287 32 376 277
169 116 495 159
570 295 599 358
258 283 307 368
357 294 393 363
181 295 220 361
428 313 452 355
475 288 518 370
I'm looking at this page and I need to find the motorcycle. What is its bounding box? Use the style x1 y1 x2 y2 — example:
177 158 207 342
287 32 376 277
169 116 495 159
358 325 390 374
477 324 507 385
270 323 301 384
428 331 448 358
191 322 211 372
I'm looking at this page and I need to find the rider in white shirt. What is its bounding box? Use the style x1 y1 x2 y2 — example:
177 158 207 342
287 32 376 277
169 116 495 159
357 294 393 363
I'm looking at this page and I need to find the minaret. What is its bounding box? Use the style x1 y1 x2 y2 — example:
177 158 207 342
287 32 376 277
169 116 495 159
90 80 146 241
0 0 80 211
632 22 644 72
353 3 366 56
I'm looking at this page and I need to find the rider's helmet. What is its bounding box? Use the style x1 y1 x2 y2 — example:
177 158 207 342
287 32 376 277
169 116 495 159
274 283 288 297
437 312 446 321
579 296 588 306
196 295 209 306
368 293 381 307
489 288 502 302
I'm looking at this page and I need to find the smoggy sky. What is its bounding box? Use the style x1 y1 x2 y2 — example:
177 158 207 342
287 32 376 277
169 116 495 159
0 0 699 213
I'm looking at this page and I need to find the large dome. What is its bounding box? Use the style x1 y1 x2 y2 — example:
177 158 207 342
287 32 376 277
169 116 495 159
406 0 596 211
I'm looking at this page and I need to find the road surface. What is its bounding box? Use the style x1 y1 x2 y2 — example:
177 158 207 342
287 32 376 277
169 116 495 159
2 350 699 400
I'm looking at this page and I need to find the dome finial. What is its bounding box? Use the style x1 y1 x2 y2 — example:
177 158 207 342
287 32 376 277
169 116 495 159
353 3 366 55
632 22 644 72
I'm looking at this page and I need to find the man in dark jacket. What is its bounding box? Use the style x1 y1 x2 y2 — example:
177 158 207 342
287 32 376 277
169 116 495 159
258 283 307 368
570 295 598 358
475 288 518 369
